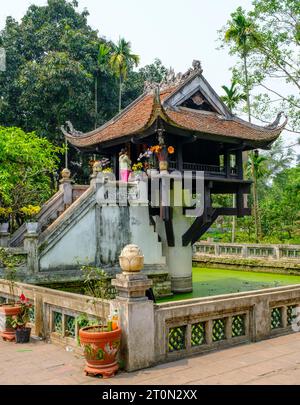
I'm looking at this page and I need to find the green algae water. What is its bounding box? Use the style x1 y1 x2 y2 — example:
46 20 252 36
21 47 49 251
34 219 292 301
157 267 300 303
41 267 300 303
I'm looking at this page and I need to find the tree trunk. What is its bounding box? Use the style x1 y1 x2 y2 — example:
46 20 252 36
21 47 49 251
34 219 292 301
243 53 251 123
119 76 122 112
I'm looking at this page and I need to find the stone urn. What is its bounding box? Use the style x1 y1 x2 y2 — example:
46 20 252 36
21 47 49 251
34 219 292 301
61 168 71 179
119 244 144 273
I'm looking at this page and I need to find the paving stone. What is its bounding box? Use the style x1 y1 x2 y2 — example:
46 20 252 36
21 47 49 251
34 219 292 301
1 334 300 385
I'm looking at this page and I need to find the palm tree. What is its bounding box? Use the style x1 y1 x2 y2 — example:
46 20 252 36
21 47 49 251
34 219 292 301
247 150 268 242
221 80 247 113
221 80 247 242
225 7 257 122
95 43 111 128
110 38 140 112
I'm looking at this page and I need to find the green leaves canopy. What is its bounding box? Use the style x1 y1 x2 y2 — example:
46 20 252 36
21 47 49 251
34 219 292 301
0 126 61 215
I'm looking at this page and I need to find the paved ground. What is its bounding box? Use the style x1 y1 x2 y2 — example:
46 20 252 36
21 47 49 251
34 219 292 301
1 333 300 385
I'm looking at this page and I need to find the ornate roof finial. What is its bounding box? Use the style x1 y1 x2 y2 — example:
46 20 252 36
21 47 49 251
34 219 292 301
264 111 287 129
60 121 83 137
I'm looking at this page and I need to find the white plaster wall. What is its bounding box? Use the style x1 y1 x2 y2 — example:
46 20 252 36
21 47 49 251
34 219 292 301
40 208 97 270
99 205 127 264
155 207 193 279
129 206 165 265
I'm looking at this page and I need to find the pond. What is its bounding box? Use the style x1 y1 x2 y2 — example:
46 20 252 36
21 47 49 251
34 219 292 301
157 267 300 303
40 267 300 303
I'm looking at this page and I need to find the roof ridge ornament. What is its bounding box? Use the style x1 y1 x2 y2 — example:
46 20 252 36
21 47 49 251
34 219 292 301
264 111 287 129
61 121 83 137
143 60 203 94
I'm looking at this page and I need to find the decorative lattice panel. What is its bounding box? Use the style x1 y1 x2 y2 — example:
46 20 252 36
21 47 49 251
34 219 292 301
287 305 297 326
65 315 75 337
53 311 62 334
212 318 226 342
191 322 205 347
28 306 35 323
232 314 246 337
168 326 186 352
271 307 282 329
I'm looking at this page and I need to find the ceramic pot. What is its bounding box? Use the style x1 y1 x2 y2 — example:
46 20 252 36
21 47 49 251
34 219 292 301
0 304 21 341
15 327 31 344
79 326 122 378
119 244 144 272
26 222 39 234
159 160 168 172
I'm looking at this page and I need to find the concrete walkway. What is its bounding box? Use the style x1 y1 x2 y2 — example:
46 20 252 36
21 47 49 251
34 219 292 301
1 333 300 385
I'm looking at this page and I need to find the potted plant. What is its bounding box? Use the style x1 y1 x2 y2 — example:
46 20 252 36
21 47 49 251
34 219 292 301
20 205 41 234
150 144 175 173
0 249 21 341
78 266 121 378
130 162 144 180
11 294 32 343
0 207 12 233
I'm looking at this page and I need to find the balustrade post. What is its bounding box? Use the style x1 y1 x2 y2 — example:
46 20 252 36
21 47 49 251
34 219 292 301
33 293 44 337
24 233 39 273
59 168 73 208
0 231 10 247
111 245 155 372
214 243 220 256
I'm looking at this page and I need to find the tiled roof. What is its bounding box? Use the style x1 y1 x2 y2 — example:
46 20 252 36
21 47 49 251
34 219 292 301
65 86 286 148
166 108 284 144
66 88 175 148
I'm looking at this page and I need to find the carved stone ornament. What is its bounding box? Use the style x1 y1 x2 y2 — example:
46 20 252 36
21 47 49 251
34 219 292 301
119 244 144 273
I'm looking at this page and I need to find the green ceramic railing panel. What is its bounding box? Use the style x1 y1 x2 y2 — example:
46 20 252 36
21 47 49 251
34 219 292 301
168 326 186 352
232 314 245 337
271 307 282 329
191 322 205 346
53 311 62 334
287 305 297 326
65 315 75 337
212 318 226 342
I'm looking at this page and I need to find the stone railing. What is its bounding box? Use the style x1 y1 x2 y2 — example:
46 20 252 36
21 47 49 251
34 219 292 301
193 241 300 260
1 267 300 372
154 285 300 363
0 279 110 350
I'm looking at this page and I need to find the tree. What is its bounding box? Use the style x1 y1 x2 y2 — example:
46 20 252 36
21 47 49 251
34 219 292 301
0 126 61 229
95 43 111 128
221 0 300 133
246 150 268 241
221 79 247 113
223 7 258 122
17 51 94 143
260 166 300 241
0 0 114 142
110 38 140 112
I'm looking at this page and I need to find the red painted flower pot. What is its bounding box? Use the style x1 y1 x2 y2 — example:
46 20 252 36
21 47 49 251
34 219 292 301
0 304 21 341
79 326 121 378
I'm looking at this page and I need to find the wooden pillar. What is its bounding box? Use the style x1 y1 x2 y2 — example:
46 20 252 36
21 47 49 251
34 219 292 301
236 150 243 179
177 140 183 172
224 150 230 178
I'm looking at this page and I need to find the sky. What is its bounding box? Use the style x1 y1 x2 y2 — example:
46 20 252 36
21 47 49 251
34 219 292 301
0 0 298 151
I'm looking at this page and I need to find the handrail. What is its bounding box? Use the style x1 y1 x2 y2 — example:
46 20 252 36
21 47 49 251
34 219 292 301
10 190 64 247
